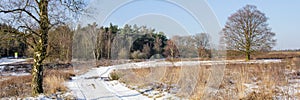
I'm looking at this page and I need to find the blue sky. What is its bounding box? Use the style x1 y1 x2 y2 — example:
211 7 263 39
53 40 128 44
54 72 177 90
82 0 300 50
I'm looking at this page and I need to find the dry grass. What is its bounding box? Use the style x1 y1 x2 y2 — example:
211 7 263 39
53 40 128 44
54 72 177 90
193 59 299 99
71 61 96 75
190 66 210 100
116 57 300 99
0 68 75 98
43 69 75 94
118 68 152 86
44 69 75 80
0 75 31 98
255 51 300 59
44 75 67 94
226 50 300 60
160 67 181 85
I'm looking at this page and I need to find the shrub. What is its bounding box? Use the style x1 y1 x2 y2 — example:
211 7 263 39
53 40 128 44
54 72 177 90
131 50 147 59
109 70 120 80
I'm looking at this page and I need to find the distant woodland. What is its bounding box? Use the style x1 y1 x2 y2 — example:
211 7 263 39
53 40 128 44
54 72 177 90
1 23 212 62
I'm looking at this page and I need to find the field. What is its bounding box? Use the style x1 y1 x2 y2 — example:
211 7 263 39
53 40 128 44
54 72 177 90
114 52 300 99
0 51 300 99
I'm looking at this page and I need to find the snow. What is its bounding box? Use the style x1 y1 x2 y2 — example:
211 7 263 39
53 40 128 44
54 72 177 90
1 72 30 76
0 58 27 65
112 59 282 69
0 58 29 74
66 68 151 100
0 66 4 71
0 58 29 76
102 80 150 100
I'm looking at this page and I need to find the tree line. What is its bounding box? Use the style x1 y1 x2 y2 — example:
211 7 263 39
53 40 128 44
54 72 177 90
73 23 178 60
0 24 27 58
1 22 213 61
73 23 213 60
0 24 74 63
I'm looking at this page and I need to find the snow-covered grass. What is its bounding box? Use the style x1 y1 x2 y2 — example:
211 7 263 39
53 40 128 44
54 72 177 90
0 58 291 99
94 59 282 79
110 58 300 99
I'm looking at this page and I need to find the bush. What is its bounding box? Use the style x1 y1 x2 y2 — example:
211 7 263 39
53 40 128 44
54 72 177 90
131 50 148 59
109 70 120 80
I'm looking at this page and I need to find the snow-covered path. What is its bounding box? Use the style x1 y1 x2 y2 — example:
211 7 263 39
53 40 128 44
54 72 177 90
67 69 119 99
66 67 149 100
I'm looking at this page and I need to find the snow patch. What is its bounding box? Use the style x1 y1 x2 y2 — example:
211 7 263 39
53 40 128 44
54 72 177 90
0 66 4 72
0 58 27 65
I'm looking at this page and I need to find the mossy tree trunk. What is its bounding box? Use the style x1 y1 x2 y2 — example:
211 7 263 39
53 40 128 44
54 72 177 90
31 0 49 96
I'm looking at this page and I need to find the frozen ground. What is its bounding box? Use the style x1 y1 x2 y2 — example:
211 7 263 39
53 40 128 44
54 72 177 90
0 58 29 76
66 59 282 99
0 58 27 65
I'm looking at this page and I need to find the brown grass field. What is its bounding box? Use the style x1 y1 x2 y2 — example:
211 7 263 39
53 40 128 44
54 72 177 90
115 52 300 99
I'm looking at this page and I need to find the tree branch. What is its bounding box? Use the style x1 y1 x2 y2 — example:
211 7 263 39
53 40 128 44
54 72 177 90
0 8 40 23
2 28 35 49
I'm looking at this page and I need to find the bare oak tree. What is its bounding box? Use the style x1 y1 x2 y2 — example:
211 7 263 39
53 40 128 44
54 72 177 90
222 5 276 60
0 0 85 96
193 33 211 58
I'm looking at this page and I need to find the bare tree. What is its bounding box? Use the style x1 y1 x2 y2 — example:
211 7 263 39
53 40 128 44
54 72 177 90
47 25 73 63
153 36 162 53
163 40 179 58
222 5 276 60
0 0 85 96
193 33 211 58
142 43 151 58
172 35 198 58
